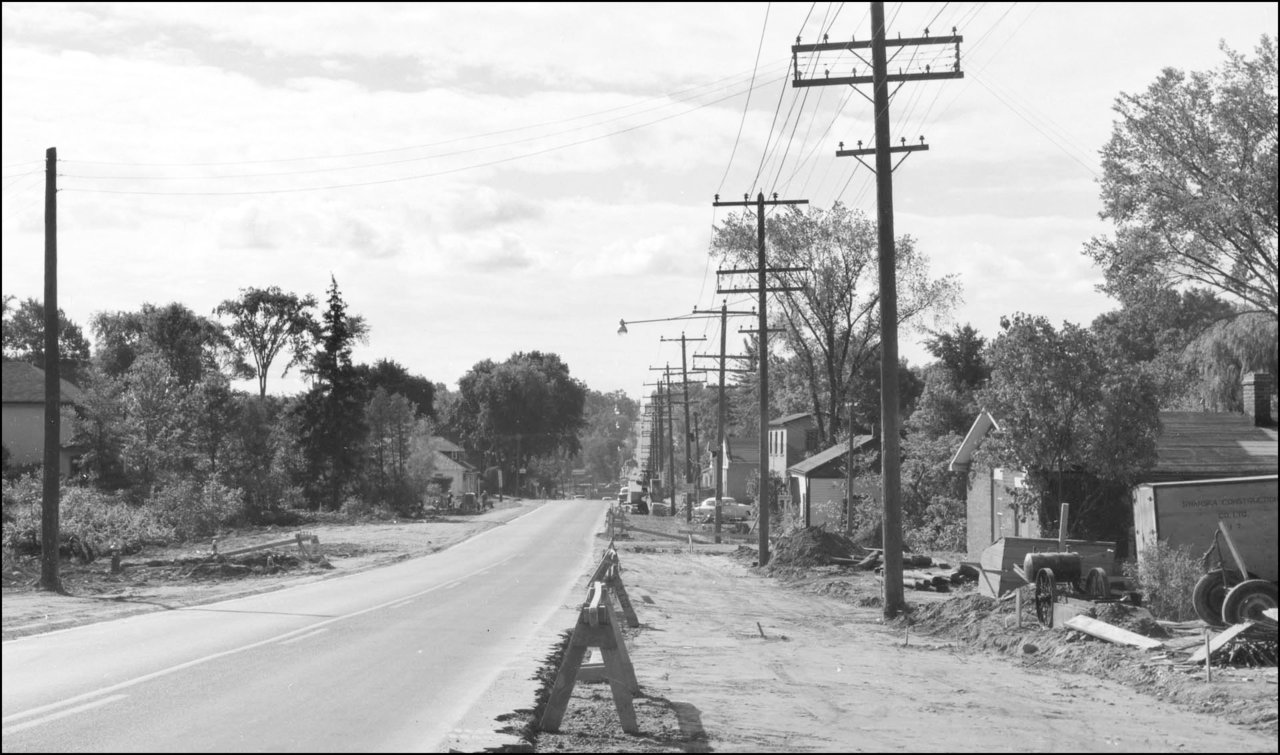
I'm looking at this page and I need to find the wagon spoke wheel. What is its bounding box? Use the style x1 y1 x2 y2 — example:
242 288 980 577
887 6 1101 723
1034 568 1057 628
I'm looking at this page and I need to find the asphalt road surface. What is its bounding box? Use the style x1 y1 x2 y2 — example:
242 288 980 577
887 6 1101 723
2 499 607 752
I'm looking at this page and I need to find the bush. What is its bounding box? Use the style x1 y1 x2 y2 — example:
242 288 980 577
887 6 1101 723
3 473 174 556
904 497 966 553
149 478 246 542
1122 540 1202 621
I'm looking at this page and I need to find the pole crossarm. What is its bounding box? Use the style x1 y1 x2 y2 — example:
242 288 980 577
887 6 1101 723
716 267 808 275
791 33 963 54
693 354 752 360
837 142 927 157
717 286 806 294
793 70 962 87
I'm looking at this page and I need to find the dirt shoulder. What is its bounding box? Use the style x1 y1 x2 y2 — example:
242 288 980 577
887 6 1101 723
528 540 1278 752
1 498 540 640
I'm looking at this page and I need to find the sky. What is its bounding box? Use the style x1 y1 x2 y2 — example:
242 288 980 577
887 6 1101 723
3 2 1276 403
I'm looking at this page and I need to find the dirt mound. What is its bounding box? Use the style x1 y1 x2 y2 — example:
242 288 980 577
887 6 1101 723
769 528 856 568
1086 602 1171 639
902 592 1000 641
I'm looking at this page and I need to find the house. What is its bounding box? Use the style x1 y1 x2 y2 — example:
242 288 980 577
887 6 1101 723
429 437 478 495
787 432 879 528
1 361 84 477
767 413 819 476
952 372 1279 558
949 411 1039 557
715 435 760 503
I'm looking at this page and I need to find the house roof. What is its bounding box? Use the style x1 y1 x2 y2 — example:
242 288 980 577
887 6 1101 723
1150 411 1277 478
945 408 1278 479
788 435 877 477
948 410 998 471
723 436 761 464
1 361 84 405
431 436 464 454
769 412 815 427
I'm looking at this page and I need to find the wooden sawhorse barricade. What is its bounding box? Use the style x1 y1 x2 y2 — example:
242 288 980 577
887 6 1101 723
539 545 641 734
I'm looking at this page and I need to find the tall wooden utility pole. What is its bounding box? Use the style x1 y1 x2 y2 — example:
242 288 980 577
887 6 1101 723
40 147 63 594
792 2 963 616
692 302 754 543
661 333 705 521
712 192 807 566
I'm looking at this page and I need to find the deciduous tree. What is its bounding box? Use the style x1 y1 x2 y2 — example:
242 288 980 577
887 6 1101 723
1084 36 1278 318
711 202 959 443
215 286 318 398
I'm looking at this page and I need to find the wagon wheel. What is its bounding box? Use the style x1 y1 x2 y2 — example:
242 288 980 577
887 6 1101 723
1034 567 1057 628
1086 567 1110 601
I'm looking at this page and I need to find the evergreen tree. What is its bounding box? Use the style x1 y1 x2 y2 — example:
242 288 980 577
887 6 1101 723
296 276 368 510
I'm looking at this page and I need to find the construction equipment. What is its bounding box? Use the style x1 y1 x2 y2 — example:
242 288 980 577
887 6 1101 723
1193 521 1280 627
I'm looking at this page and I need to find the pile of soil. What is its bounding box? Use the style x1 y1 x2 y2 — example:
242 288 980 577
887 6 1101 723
768 528 856 568
901 592 1001 641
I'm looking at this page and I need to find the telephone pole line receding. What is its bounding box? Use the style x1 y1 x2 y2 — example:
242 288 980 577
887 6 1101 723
692 302 755 543
661 333 706 521
712 192 808 567
791 2 964 618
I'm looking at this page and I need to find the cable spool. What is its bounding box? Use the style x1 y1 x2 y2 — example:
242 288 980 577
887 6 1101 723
1023 552 1082 586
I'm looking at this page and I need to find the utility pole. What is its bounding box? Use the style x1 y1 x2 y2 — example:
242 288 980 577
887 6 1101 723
713 192 808 566
792 2 963 617
40 146 62 593
661 333 705 522
692 302 755 543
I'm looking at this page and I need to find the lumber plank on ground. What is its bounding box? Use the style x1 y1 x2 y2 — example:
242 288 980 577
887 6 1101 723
1187 621 1256 664
1063 615 1164 650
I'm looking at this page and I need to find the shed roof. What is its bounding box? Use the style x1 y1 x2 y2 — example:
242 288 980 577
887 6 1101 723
1 361 84 405
769 412 815 427
788 435 877 477
1150 411 1277 478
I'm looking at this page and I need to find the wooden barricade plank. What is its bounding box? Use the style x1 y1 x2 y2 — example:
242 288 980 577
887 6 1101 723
541 570 641 735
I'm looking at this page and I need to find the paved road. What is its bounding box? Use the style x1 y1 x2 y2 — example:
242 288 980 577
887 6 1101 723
2 499 608 752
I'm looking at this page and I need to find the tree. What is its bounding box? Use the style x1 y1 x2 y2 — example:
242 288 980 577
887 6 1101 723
976 314 1161 540
92 302 240 386
1 296 92 372
1084 36 1278 318
295 276 368 510
215 286 318 398
578 390 640 488
354 359 435 418
364 387 418 510
118 352 193 493
449 352 587 493
711 202 959 443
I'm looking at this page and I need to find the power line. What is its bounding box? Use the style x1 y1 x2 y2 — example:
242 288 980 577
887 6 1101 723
717 2 775 196
64 72 789 197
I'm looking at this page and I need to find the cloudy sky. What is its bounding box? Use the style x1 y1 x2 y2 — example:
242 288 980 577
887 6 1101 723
3 2 1275 401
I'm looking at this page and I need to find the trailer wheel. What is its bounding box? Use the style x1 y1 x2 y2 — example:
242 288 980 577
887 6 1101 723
1192 570 1241 628
1034 568 1057 628
1221 579 1279 625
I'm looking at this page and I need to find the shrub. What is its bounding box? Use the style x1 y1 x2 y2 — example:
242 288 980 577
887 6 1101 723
149 478 246 542
905 497 967 553
3 473 174 555
1122 540 1202 621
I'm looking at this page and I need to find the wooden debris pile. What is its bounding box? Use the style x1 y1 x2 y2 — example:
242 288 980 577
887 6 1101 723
858 550 980 593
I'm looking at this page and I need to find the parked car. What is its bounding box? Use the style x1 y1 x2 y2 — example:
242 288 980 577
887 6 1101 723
694 497 752 521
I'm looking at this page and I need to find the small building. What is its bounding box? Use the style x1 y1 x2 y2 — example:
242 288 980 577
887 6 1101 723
767 413 819 476
716 435 760 503
1 361 84 477
952 372 1279 558
429 437 478 495
787 433 879 528
949 411 1039 557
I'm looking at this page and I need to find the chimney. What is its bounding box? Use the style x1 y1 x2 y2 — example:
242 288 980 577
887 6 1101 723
1241 372 1274 427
